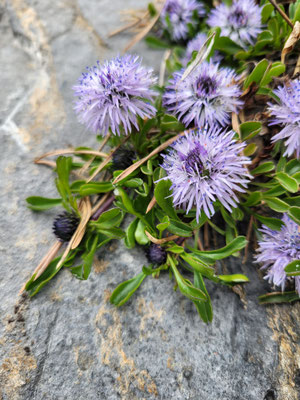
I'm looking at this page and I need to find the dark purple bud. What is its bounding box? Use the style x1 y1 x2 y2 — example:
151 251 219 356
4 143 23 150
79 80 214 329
145 243 167 265
112 147 136 170
53 211 80 242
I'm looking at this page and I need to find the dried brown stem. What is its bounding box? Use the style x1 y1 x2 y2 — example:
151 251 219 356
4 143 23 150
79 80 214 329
35 160 56 168
91 193 110 215
204 222 210 250
268 0 294 28
35 149 108 162
108 11 149 37
146 195 157 213
145 230 179 244
20 241 63 293
113 131 186 185
123 1 166 52
197 236 204 251
79 134 111 177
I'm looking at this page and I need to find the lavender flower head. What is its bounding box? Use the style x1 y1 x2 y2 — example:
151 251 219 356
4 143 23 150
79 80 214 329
161 0 205 41
73 55 157 136
255 214 300 294
268 79 300 158
207 0 262 48
182 33 222 66
163 61 243 128
160 125 251 221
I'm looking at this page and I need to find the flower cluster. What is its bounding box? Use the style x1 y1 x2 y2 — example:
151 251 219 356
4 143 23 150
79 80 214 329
161 0 205 41
255 214 300 294
207 0 262 48
181 33 222 66
163 61 243 128
268 79 300 158
160 126 251 222
73 55 157 136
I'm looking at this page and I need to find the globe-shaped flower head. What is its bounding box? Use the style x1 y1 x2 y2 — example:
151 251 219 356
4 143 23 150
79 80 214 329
207 0 262 48
160 126 252 221
182 33 222 66
73 55 157 136
163 61 243 128
255 214 300 294
161 0 205 42
268 79 300 158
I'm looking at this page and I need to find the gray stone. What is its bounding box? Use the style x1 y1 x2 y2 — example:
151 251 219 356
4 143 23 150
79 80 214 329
1 1 300 399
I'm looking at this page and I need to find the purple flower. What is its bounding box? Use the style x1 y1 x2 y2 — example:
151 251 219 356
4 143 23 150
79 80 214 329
207 0 262 48
163 61 243 128
255 214 300 294
268 79 300 158
161 0 205 41
182 33 222 66
73 55 157 136
159 126 251 221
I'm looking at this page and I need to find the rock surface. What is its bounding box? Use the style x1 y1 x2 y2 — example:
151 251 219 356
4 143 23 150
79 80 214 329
1 1 300 399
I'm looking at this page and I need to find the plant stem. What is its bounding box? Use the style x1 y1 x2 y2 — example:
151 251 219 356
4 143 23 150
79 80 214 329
268 0 294 28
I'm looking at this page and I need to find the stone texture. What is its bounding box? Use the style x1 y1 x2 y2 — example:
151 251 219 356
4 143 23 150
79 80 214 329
1 1 300 399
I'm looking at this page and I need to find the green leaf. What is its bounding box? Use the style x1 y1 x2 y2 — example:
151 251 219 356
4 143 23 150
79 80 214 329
285 159 300 175
231 207 244 221
134 219 149 245
26 196 62 211
285 260 300 276
288 206 300 225
264 197 290 212
156 215 170 232
154 180 180 221
167 245 184 254
242 191 261 206
191 236 247 264
110 272 146 306
240 121 262 141
293 172 300 184
25 257 61 296
167 219 193 237
259 291 300 304
276 172 299 193
169 256 206 302
292 2 300 22
180 252 215 277
217 274 249 284
145 36 169 49
82 235 98 280
96 227 125 239
148 2 156 16
260 62 285 86
243 143 257 156
193 272 213 323
123 178 144 188
70 180 86 193
55 156 74 210
244 59 269 89
160 114 185 132
284 196 300 207
214 36 243 55
261 4 274 23
124 218 138 249
254 213 284 230
92 208 123 229
79 182 113 196
251 161 275 175
264 185 286 197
